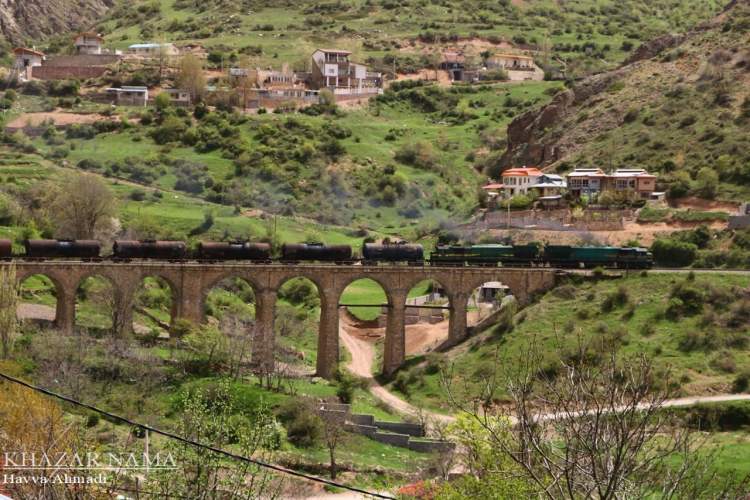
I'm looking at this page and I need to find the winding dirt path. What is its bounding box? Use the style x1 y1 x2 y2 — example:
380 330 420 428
339 313 454 423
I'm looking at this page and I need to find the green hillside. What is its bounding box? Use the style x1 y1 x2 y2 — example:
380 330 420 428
386 272 750 414
78 0 725 77
499 0 750 201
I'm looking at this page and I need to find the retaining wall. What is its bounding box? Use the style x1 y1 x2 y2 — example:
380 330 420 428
32 66 108 80
374 421 424 437
43 55 120 67
729 216 750 230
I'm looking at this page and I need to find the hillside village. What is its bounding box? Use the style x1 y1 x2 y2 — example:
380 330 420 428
0 0 750 498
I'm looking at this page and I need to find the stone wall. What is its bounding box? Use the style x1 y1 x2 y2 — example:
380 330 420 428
32 66 108 80
43 55 120 67
481 207 630 231
729 216 750 230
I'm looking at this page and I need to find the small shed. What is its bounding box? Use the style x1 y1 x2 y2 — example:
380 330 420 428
478 282 509 303
163 88 192 106
106 86 149 106
13 48 45 80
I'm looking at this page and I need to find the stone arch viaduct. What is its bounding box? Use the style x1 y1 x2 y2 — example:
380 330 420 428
6 262 559 378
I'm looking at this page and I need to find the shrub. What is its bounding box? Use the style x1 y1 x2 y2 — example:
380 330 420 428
651 239 697 267
733 371 750 393
394 140 437 170
601 285 629 312
277 399 321 448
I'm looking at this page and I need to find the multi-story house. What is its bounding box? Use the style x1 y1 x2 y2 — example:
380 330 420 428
310 49 382 95
566 168 607 199
74 32 104 55
501 167 543 197
567 167 657 199
605 169 657 198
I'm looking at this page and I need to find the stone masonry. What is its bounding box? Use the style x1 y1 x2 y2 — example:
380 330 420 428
5 262 559 378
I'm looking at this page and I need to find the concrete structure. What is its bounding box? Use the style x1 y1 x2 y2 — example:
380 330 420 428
13 48 45 80
310 49 382 95
162 88 192 106
7 262 558 378
74 32 103 55
127 43 179 57
501 167 543 197
440 51 466 81
487 54 535 70
106 86 149 106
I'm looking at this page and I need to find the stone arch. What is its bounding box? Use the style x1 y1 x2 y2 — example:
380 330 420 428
199 272 263 324
131 274 178 334
16 272 62 325
402 277 452 350
274 274 327 375
74 273 117 333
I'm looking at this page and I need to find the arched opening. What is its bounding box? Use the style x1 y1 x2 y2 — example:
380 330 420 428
468 280 514 332
75 275 115 334
203 277 257 372
132 276 175 340
403 279 451 356
274 277 322 373
338 278 391 378
17 274 58 325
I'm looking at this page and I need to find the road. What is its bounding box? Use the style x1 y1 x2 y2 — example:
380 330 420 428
338 313 454 424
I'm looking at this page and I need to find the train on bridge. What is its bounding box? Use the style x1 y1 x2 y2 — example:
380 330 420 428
0 239 654 269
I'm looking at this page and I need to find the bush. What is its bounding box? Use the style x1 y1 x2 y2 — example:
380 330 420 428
733 371 750 393
651 239 697 267
277 399 321 448
601 285 629 312
394 141 437 170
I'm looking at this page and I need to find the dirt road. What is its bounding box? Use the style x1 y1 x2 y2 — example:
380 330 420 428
339 313 454 423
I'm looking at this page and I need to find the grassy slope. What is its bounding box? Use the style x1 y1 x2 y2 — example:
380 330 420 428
386 272 750 414
93 0 723 74
18 81 559 237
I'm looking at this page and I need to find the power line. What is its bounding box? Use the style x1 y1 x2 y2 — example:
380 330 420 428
0 371 394 500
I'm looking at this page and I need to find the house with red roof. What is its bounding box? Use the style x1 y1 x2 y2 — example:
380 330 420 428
501 166 543 197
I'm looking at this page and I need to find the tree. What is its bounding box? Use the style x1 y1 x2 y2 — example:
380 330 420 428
0 262 18 358
317 400 348 480
47 173 116 240
441 338 747 499
146 380 283 498
177 54 207 102
695 167 719 199
155 92 172 112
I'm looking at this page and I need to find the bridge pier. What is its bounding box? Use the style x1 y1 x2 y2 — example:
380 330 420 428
55 289 76 335
316 299 340 378
383 290 407 376
252 289 276 373
447 292 469 346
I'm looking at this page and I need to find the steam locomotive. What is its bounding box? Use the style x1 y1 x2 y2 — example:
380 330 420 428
0 239 653 268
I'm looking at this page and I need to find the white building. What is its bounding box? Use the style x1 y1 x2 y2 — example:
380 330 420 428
106 86 149 106
127 43 179 57
500 167 543 197
74 32 104 55
13 47 45 80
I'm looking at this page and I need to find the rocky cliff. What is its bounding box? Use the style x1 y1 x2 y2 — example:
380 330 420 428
0 0 113 46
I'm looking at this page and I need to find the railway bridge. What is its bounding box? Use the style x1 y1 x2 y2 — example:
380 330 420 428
5 261 560 377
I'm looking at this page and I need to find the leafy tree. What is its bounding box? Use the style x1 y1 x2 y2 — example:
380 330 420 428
177 54 207 102
651 238 697 267
47 173 116 239
695 167 719 199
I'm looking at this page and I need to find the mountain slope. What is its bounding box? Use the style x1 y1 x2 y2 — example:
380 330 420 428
498 0 750 200
0 0 113 46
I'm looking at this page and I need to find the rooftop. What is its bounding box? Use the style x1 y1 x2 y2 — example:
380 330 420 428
75 32 103 41
567 168 606 177
482 183 505 190
13 47 45 57
611 168 656 178
128 43 174 49
492 53 534 61
502 167 543 177
315 49 352 55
